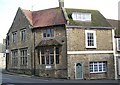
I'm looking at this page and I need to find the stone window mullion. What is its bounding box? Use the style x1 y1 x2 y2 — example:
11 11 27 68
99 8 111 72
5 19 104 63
45 54 46 65
54 47 56 65
93 62 94 72
40 50 41 65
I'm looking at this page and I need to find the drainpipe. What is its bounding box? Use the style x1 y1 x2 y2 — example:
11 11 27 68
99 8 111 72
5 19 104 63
112 28 117 80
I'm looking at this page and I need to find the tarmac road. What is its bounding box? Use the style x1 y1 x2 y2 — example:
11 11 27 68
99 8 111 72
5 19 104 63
1 72 120 85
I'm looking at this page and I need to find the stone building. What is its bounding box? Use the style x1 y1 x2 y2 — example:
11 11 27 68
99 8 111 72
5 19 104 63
107 19 120 79
0 40 6 70
66 9 114 80
6 0 115 79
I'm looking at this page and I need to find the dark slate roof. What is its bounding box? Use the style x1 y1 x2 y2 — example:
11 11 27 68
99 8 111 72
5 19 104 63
107 19 118 28
65 8 111 27
36 39 62 48
107 19 120 35
22 7 67 28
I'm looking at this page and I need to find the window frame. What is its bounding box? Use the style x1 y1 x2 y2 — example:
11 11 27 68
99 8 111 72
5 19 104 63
12 31 17 43
90 62 107 73
39 47 59 65
117 38 120 51
21 29 26 41
85 30 96 48
118 58 120 75
11 50 18 67
72 12 91 22
20 48 28 66
43 28 54 39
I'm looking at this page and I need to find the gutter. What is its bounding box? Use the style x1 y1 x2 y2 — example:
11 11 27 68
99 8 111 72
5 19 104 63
66 25 114 29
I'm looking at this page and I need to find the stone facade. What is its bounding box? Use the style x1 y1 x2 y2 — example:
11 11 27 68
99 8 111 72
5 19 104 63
6 8 33 74
6 8 67 78
67 27 114 79
67 54 114 79
34 25 67 78
67 28 113 51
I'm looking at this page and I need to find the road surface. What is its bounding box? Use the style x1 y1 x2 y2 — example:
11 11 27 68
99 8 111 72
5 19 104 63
1 73 120 85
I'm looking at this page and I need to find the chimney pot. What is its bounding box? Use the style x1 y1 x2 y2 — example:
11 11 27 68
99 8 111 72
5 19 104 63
59 0 64 8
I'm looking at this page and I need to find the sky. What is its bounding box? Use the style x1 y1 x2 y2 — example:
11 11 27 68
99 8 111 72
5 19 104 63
0 0 120 43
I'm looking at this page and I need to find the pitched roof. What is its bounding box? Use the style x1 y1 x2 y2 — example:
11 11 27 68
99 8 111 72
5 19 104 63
107 19 119 29
65 8 111 27
22 9 33 25
21 7 111 28
107 19 120 35
22 7 67 28
36 39 62 48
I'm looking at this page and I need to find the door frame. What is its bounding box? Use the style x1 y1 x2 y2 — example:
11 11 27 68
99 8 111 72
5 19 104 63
75 62 83 79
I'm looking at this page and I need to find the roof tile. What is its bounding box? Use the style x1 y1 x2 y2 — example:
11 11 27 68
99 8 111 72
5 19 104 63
22 7 66 28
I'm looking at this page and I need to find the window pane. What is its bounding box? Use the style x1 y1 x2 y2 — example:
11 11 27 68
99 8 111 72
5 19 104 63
20 49 28 65
43 30 46 37
99 63 102 71
25 57 27 64
40 47 59 65
118 40 120 50
41 49 44 54
50 48 54 54
46 56 49 64
21 30 26 41
72 12 91 21
90 63 93 72
94 62 98 72
12 32 17 43
103 63 106 71
87 33 94 46
47 29 51 37
43 29 54 38
41 56 45 64
12 50 18 66
56 47 59 54
90 62 107 73
56 55 59 64
91 41 94 46
51 29 54 37
50 55 54 64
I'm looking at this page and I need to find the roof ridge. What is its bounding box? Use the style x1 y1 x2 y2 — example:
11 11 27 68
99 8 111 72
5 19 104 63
65 8 98 11
31 7 60 12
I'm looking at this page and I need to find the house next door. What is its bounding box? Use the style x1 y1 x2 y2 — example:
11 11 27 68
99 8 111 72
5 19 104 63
75 63 83 79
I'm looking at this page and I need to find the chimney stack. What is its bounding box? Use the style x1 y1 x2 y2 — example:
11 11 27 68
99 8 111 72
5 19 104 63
59 0 64 8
